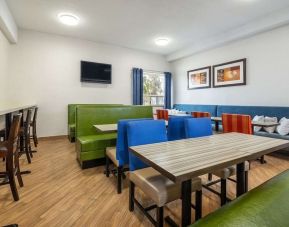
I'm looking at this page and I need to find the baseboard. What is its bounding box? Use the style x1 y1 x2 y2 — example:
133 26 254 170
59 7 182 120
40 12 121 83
38 135 67 141
79 158 106 169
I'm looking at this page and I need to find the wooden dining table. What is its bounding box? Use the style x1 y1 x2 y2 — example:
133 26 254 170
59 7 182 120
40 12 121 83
129 132 289 227
0 103 37 137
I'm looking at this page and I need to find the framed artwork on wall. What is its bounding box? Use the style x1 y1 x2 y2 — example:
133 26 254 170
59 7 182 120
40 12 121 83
213 58 246 88
187 66 211 89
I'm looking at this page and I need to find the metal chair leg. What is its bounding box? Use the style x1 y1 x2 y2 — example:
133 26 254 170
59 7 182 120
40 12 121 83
220 179 227 206
105 155 110 177
117 166 122 194
156 207 164 227
195 190 202 221
129 181 135 211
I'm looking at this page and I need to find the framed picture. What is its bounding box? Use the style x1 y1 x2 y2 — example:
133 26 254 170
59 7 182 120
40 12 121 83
213 58 246 88
187 66 211 89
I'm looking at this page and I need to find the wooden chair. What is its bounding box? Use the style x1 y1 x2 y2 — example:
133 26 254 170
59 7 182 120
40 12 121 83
156 109 169 121
191 111 211 118
19 109 33 163
222 113 252 134
30 107 38 147
0 114 24 201
0 129 5 142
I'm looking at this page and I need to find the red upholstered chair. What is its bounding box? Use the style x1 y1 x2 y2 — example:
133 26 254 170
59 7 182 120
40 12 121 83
222 113 252 135
192 112 211 118
156 109 169 121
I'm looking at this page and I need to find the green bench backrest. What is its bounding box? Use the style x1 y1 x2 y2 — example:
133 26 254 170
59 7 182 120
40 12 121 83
76 106 153 137
68 104 122 125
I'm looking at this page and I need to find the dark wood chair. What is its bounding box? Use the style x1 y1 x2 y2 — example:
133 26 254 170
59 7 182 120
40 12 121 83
30 107 38 147
0 114 24 201
19 109 33 163
0 129 5 141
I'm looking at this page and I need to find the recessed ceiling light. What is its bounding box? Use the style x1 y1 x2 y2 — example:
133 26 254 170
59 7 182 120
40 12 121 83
58 13 79 26
155 37 170 46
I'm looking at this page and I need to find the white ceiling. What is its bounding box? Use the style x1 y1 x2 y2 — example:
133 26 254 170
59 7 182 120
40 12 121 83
6 0 289 60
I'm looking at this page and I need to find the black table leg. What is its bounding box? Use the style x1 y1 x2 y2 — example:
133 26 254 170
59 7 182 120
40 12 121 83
215 121 219 132
5 113 12 139
181 179 192 227
236 162 246 197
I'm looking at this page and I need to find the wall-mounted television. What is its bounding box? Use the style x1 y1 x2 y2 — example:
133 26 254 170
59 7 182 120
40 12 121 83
81 61 112 84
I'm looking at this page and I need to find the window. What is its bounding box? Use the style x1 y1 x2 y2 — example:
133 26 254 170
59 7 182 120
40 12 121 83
143 71 165 106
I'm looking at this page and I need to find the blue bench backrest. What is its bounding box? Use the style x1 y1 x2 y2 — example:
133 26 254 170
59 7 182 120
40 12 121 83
217 105 289 120
173 104 217 117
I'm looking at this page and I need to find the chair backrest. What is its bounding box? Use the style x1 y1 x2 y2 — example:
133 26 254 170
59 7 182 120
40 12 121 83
116 118 152 166
185 118 213 138
167 116 192 141
156 109 169 120
7 114 22 157
25 109 32 136
222 113 252 134
127 120 167 171
192 111 211 118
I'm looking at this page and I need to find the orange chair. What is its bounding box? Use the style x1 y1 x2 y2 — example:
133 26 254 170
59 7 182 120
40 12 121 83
156 109 169 121
192 111 211 118
222 113 252 135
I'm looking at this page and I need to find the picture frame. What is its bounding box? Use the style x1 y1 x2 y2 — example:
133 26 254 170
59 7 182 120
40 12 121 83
212 58 246 88
187 66 211 90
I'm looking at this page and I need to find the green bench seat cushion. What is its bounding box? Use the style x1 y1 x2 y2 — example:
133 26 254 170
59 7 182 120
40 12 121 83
191 170 289 227
77 133 117 152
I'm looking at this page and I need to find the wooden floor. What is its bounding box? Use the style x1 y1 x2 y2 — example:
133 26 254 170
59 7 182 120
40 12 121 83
1 137 289 227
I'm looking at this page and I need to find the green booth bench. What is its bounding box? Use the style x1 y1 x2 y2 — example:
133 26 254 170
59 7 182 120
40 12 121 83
67 104 122 142
75 105 153 169
191 169 289 227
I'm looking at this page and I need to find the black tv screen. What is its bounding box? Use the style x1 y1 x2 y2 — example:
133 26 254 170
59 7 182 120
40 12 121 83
81 61 112 84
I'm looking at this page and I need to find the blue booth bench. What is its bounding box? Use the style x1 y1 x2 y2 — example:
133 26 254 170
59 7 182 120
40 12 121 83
174 104 289 153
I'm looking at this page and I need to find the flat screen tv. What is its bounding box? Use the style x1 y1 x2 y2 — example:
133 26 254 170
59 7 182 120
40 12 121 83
81 61 112 84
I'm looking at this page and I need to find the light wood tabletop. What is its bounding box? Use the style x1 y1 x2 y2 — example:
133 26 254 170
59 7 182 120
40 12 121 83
94 124 117 132
130 132 289 183
0 104 37 116
94 121 168 132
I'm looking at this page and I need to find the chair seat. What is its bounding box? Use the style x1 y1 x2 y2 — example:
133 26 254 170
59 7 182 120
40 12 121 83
212 161 250 179
106 147 119 167
130 167 202 207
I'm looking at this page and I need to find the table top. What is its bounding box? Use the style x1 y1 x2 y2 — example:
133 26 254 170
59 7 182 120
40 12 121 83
94 120 168 132
0 104 37 116
94 124 117 132
251 121 280 127
211 116 222 121
130 132 289 183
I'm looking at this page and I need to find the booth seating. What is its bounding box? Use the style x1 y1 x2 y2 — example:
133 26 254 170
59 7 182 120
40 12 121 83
75 105 153 168
67 104 122 142
175 104 289 152
191 169 289 227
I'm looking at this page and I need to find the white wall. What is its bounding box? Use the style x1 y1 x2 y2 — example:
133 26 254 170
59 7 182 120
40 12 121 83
7 29 170 137
0 30 10 129
171 25 289 107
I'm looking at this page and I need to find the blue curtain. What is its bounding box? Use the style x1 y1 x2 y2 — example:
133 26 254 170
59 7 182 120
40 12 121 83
132 68 143 105
164 72 172 109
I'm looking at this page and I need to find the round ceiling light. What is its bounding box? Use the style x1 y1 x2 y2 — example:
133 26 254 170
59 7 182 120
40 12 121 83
58 13 79 26
155 37 170 46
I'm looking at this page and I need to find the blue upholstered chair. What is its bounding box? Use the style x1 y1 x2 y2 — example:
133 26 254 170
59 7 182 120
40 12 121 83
105 118 151 194
167 116 192 141
127 120 167 171
127 120 202 226
184 117 213 138
184 118 249 206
